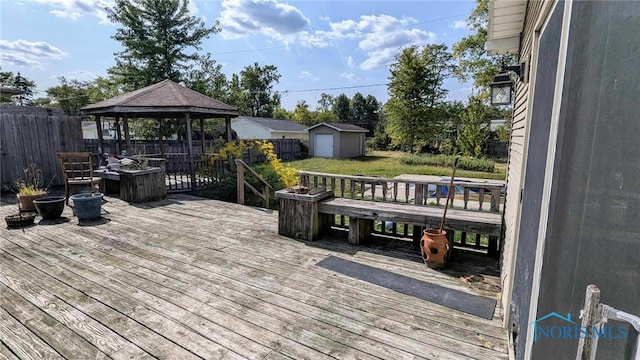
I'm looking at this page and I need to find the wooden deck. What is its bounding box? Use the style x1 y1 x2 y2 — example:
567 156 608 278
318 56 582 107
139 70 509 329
0 194 508 359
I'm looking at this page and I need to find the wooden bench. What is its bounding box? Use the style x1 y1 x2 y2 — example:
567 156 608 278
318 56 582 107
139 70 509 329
317 197 502 257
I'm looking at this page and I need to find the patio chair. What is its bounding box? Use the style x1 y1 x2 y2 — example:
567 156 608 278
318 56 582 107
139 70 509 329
57 152 103 205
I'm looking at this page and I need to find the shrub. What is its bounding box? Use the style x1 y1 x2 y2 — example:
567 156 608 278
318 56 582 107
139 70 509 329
400 154 495 173
204 140 298 209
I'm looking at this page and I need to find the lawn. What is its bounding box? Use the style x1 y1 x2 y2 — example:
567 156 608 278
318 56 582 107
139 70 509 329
286 151 507 180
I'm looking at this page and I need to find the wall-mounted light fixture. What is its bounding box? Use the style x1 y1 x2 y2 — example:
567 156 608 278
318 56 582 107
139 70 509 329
490 63 526 106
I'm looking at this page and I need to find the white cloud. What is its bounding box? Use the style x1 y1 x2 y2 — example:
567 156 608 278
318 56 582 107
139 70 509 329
218 0 310 40
299 70 319 82
31 0 112 23
346 56 355 69
0 39 67 68
327 15 436 71
340 72 358 83
451 20 469 29
29 0 200 23
50 9 83 19
217 5 435 70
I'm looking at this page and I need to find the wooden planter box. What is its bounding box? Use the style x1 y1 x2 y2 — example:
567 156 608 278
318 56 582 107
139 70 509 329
119 167 166 203
276 189 333 241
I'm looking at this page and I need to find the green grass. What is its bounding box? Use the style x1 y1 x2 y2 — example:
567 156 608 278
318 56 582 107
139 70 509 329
286 151 506 180
401 154 496 173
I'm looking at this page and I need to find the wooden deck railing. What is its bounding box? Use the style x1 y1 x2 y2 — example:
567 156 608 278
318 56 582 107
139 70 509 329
236 159 271 208
298 171 505 254
164 153 222 193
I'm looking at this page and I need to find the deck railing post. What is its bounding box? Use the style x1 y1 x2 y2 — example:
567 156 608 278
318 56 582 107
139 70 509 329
237 161 245 205
491 188 501 212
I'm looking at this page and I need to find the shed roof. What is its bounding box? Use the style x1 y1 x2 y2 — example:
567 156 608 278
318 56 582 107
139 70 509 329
486 0 527 55
234 116 308 132
80 79 238 118
306 122 369 133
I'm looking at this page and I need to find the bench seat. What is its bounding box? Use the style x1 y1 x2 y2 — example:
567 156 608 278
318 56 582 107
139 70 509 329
318 197 502 256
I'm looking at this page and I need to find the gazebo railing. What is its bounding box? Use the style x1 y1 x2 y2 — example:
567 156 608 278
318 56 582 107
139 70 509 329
164 153 224 193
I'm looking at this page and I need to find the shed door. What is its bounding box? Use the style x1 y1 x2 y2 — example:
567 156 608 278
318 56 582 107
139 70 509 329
315 134 334 157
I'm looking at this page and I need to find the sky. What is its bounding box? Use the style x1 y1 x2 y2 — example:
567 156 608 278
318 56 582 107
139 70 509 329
0 0 476 110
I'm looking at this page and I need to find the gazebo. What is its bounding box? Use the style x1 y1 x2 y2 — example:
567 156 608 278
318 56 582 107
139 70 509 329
80 79 239 192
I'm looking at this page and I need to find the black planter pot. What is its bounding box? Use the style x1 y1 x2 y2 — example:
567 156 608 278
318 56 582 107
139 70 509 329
33 196 66 220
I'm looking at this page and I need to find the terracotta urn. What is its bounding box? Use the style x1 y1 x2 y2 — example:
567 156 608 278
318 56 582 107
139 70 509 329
420 229 450 269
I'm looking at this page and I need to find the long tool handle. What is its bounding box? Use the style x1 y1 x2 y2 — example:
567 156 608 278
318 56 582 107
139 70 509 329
439 156 459 233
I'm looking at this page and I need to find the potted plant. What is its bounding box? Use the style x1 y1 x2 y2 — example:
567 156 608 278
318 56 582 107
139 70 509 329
16 163 48 212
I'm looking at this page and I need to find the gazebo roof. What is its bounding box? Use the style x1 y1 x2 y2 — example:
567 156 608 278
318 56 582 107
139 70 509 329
80 79 238 118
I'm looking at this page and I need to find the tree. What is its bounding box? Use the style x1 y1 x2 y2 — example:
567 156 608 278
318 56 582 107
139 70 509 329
385 44 456 152
292 100 317 126
225 74 249 115
240 62 281 118
106 0 219 89
317 93 334 112
86 76 124 103
452 0 515 94
46 77 91 115
457 96 491 157
368 110 391 150
349 92 380 134
272 106 292 120
364 94 381 134
350 92 367 128
0 70 37 105
185 53 228 100
332 93 350 122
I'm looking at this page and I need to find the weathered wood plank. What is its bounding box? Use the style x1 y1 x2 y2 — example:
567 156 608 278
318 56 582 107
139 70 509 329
0 283 108 360
0 307 63 360
319 198 502 236
55 216 506 359
0 237 262 360
0 342 20 360
68 211 506 336
0 194 508 360
0 252 200 360
3 232 335 360
0 264 141 356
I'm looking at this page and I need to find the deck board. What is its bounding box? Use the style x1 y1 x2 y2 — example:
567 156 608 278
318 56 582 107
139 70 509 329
0 194 508 359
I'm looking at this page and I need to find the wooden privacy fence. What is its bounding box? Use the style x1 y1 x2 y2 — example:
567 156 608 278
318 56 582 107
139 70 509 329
0 105 83 189
298 170 505 255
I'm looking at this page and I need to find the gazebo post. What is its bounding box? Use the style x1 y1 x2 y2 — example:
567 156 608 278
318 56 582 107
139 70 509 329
225 115 232 142
185 113 196 192
115 117 123 155
200 118 205 153
95 115 104 154
157 119 164 156
123 115 132 154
